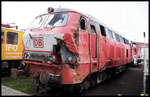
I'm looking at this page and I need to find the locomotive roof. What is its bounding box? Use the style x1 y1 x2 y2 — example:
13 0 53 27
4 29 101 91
47 8 106 25
53 8 126 39
1 27 24 32
41 8 130 42
53 8 107 26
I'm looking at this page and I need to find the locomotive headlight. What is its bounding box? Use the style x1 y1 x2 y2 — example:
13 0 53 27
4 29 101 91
52 55 56 60
68 57 73 62
67 56 78 64
47 54 56 63
51 55 56 63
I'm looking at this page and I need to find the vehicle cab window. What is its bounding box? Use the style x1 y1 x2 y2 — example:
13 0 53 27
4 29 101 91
28 13 68 29
119 36 125 44
7 32 18 44
107 29 114 40
90 25 96 34
1 31 4 43
115 33 120 42
99 25 106 37
79 16 86 30
47 13 68 27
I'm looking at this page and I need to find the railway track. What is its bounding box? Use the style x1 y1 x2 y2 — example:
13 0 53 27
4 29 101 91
31 89 80 96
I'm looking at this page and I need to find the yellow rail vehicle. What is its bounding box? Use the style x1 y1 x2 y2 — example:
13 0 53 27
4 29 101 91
1 27 24 74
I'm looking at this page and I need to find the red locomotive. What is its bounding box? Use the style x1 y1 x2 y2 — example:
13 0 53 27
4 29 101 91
23 7 137 93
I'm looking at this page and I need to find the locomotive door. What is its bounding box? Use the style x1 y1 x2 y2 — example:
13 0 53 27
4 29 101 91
89 21 99 72
130 45 133 62
90 24 97 58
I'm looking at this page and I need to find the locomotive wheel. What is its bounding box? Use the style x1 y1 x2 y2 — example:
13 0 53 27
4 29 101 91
90 74 97 88
83 80 90 90
32 75 40 94
32 77 49 95
32 72 52 95
63 85 74 94
90 80 96 87
32 72 44 94
96 73 102 84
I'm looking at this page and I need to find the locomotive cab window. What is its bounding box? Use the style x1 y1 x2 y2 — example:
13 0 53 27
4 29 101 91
80 16 86 30
106 29 114 39
1 31 4 43
126 49 128 57
7 32 18 44
124 38 129 45
99 25 106 37
112 32 116 40
115 33 120 42
123 38 126 44
90 25 96 34
119 36 124 43
47 13 68 27
126 39 129 45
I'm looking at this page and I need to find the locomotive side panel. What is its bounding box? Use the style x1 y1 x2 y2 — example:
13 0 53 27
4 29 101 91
1 29 24 60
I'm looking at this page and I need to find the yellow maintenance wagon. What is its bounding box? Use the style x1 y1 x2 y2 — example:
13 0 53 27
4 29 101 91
1 27 24 75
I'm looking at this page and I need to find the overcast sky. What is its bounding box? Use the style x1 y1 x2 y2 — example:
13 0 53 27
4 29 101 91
2 1 149 43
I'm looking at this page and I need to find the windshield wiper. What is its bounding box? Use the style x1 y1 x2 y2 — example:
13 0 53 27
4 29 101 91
29 33 33 39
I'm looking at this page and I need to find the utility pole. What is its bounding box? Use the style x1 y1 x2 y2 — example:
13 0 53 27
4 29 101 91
142 32 148 94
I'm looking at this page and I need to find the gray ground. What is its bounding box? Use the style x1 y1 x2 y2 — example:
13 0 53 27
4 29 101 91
81 64 144 96
1 85 29 96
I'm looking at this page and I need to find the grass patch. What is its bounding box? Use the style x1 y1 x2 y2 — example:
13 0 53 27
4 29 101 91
2 76 34 94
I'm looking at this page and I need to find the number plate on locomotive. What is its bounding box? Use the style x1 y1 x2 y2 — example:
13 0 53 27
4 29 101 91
33 37 44 48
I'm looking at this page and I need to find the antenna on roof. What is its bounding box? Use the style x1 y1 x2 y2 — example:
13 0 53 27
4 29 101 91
48 7 54 13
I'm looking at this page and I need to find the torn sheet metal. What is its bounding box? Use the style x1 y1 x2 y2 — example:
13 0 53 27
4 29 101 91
63 33 78 54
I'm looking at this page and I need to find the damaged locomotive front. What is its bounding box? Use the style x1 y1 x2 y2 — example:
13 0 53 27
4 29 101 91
23 33 78 65
23 8 86 87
